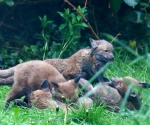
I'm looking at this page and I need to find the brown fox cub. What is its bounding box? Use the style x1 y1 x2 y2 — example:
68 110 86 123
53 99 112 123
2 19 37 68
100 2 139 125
109 76 150 110
16 79 93 110
90 76 150 112
5 60 81 109
0 38 114 85
15 79 66 110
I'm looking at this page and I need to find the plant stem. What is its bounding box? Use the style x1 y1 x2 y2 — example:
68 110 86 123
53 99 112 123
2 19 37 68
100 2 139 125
42 29 48 60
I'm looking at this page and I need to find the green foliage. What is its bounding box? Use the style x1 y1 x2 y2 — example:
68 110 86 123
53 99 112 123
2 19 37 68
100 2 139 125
0 5 89 68
124 0 138 8
5 0 14 7
109 0 121 13
0 0 150 68
38 15 53 60
49 6 88 58
0 0 14 6
0 47 20 68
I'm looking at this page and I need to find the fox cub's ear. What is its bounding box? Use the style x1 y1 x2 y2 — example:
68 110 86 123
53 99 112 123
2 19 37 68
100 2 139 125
51 82 59 88
90 47 98 56
89 38 98 48
74 74 82 84
40 79 50 90
139 82 150 88
51 82 63 94
23 87 32 96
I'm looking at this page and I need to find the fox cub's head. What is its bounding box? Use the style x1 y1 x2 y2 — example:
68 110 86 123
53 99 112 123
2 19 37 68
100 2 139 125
23 79 52 109
89 38 114 63
51 75 81 102
109 76 150 99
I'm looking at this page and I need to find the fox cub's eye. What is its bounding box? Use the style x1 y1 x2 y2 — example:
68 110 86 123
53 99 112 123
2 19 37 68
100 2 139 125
104 50 108 52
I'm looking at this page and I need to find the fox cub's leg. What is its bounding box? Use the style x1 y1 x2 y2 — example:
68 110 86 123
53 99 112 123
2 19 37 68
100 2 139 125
5 86 24 109
14 99 31 108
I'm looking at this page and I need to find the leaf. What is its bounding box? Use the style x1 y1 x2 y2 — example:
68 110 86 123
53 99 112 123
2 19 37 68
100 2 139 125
68 22 73 31
75 23 89 28
23 45 29 51
128 40 136 49
0 0 3 2
58 12 64 18
5 0 14 7
59 23 67 30
140 2 149 7
43 15 47 22
127 11 145 23
146 16 150 28
18 59 23 64
38 16 42 21
11 52 18 57
70 13 75 18
64 8 70 16
30 45 38 53
124 0 138 8
46 20 53 24
77 6 86 14
76 15 82 21
109 0 121 13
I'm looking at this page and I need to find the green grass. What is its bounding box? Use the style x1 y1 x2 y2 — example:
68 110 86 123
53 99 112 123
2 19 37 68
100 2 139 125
0 50 150 125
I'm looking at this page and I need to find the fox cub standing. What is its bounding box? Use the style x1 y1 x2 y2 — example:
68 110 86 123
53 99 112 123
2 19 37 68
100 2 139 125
5 60 81 109
0 38 114 85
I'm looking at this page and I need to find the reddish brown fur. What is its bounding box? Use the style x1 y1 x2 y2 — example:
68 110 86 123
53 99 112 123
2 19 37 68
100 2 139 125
87 83 133 112
5 61 79 109
111 76 144 94
24 85 66 110
28 89 56 109
109 76 150 110
44 49 94 80
51 79 79 102
0 38 114 84
78 77 147 112
21 80 91 110
77 97 93 109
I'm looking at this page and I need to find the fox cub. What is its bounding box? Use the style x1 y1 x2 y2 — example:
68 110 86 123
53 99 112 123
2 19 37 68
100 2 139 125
79 76 150 112
15 80 66 110
5 60 81 109
0 38 114 85
16 79 93 110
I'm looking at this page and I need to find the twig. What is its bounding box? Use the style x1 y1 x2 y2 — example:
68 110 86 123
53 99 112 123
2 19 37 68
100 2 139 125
1 3 16 22
92 6 98 37
110 33 121 44
84 0 88 8
0 22 19 32
64 0 99 40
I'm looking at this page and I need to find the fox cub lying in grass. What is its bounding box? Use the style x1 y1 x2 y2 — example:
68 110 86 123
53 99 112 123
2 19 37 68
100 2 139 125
15 79 93 110
80 76 150 112
15 80 66 110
